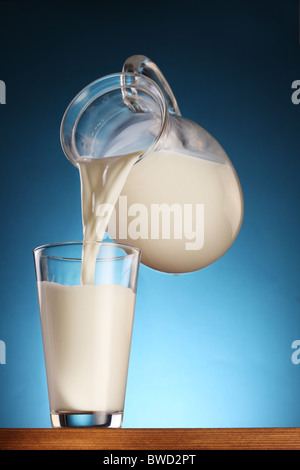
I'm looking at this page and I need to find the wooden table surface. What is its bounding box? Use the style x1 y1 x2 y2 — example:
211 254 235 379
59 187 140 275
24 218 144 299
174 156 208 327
0 428 300 450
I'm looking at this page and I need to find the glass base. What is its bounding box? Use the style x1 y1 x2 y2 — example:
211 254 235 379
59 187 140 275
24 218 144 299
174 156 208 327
51 411 123 428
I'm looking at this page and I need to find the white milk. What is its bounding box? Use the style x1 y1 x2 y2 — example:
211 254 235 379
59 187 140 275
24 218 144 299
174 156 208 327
38 152 141 416
39 147 242 416
78 151 141 284
112 150 244 273
77 149 243 275
38 281 136 413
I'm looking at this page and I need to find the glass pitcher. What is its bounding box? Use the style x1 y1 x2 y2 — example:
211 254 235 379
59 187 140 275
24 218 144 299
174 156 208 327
60 55 244 274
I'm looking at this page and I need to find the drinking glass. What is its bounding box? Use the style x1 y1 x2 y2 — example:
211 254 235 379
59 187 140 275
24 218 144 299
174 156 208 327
33 241 140 428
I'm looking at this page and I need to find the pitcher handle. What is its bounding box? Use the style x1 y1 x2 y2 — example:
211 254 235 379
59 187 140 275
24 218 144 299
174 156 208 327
122 55 181 116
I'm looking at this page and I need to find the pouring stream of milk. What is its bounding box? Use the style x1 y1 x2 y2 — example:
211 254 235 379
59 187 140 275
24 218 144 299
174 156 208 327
78 152 142 285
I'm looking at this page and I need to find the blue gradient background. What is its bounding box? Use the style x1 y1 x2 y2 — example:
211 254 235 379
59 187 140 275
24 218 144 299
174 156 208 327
0 0 299 428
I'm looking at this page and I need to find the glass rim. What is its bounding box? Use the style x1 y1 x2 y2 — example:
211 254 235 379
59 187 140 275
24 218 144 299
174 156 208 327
33 241 141 261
